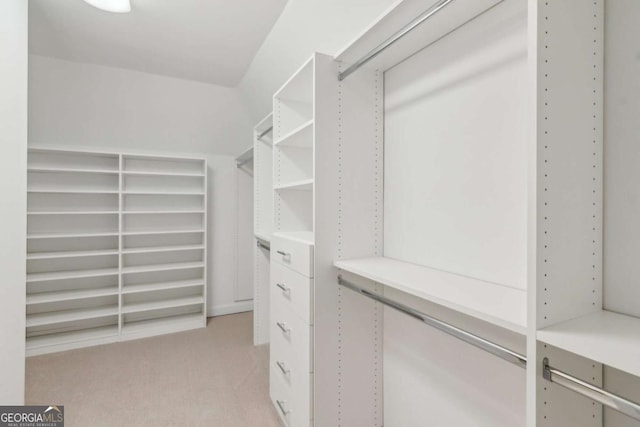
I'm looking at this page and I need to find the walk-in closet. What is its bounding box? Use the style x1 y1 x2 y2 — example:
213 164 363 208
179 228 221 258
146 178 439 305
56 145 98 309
1 0 639 426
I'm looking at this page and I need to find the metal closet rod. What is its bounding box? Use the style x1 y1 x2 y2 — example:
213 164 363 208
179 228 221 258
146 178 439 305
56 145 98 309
337 275 527 369
257 241 270 251
257 126 273 141
338 0 453 81
543 358 640 421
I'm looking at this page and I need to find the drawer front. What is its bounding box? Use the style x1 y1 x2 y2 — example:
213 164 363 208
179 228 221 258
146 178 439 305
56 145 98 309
272 236 314 278
270 295 313 373
270 366 312 426
271 261 313 324
271 342 313 423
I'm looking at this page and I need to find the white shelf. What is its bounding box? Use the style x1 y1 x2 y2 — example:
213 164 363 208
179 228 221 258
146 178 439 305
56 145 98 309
27 249 119 260
274 179 313 191
26 326 118 352
122 244 204 255
123 191 204 196
255 232 272 243
26 268 119 283
274 120 314 147
27 211 119 215
27 232 118 240
121 313 203 336
27 167 119 175
122 279 204 295
334 257 527 334
121 229 204 236
123 210 204 215
27 189 119 194
27 287 119 305
122 171 204 177
122 296 204 314
122 261 204 275
26 306 119 328
273 231 314 245
537 310 640 378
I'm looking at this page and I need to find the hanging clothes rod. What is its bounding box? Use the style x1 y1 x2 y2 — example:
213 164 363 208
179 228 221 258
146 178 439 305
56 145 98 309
235 147 254 168
257 126 273 141
542 358 640 421
337 275 527 368
337 0 453 81
257 241 270 251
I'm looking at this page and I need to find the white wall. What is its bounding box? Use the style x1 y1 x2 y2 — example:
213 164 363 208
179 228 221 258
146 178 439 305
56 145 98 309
28 55 255 316
238 0 398 120
0 0 28 404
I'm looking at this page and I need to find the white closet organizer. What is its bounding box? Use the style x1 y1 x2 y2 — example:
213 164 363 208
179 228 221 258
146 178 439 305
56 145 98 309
269 54 334 426
253 113 273 346
263 1 640 427
26 148 207 356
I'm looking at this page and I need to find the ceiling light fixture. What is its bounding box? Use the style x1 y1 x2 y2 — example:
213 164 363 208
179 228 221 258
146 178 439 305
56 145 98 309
82 0 131 13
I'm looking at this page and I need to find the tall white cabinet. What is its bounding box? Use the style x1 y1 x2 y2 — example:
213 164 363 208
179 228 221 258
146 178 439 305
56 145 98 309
26 147 207 356
267 1 640 426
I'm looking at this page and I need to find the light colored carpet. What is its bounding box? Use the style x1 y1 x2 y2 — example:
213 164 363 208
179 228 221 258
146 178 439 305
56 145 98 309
26 312 282 427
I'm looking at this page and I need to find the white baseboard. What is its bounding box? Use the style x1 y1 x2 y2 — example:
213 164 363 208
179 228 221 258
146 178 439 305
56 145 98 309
208 300 253 317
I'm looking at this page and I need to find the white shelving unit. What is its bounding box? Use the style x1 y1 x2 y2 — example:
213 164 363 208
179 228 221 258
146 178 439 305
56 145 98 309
26 147 207 356
253 113 274 346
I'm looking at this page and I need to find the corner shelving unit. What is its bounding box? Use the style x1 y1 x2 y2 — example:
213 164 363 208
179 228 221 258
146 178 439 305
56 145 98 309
25 147 207 356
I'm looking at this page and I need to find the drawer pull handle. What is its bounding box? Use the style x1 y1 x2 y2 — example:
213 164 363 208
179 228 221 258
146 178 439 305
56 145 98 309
276 283 289 293
276 321 290 334
276 399 290 415
276 250 290 260
276 361 290 375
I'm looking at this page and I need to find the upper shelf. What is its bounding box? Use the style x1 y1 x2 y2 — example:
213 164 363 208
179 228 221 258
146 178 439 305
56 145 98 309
334 256 527 334
274 56 313 103
335 0 502 75
537 310 640 378
274 120 313 148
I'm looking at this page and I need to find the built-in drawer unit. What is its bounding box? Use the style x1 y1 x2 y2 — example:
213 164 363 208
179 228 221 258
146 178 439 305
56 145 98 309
270 294 313 374
271 261 314 324
271 235 314 278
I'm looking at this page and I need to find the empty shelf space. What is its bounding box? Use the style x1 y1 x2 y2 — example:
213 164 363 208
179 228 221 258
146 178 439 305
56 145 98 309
122 170 204 177
334 257 527 334
123 191 204 196
274 179 313 191
123 210 204 215
121 313 203 336
27 232 119 240
27 189 119 194
27 287 119 305
272 231 314 245
122 245 204 254
123 279 204 294
122 296 204 314
27 249 119 260
27 268 119 283
26 326 118 351
274 120 314 147
27 167 119 175
122 261 204 274
537 310 640 378
27 211 118 215
121 229 204 237
26 306 119 328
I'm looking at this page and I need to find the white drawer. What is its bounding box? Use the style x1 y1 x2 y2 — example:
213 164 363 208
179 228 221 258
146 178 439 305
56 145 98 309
272 235 314 278
270 366 313 426
271 261 313 325
270 340 313 423
271 294 313 373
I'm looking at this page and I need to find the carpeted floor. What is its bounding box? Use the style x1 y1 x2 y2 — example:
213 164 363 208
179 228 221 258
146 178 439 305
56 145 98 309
26 312 282 427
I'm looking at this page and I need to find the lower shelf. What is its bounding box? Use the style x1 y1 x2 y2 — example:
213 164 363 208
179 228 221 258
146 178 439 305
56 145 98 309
122 296 204 314
537 310 640 378
26 306 119 328
121 313 205 338
26 326 119 356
